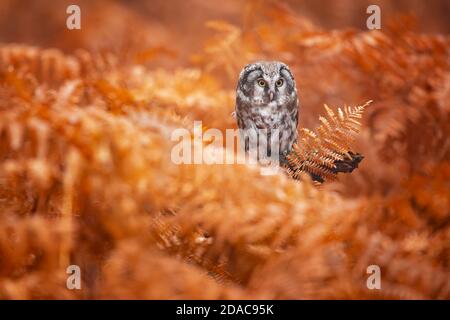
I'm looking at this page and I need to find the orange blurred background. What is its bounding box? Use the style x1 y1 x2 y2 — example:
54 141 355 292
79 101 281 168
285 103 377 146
1 0 448 67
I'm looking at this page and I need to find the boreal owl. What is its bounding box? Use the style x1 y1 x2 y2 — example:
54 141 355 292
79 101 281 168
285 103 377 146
235 61 299 165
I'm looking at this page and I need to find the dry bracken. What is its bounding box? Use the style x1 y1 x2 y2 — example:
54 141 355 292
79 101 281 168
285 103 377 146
0 1 449 300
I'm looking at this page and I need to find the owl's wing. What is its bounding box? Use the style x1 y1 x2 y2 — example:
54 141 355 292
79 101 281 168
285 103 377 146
290 101 299 128
293 108 298 128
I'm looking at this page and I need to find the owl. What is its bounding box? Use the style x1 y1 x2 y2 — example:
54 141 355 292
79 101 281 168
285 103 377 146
235 61 299 165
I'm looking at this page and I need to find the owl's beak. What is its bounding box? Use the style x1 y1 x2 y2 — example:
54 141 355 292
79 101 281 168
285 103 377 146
269 91 275 101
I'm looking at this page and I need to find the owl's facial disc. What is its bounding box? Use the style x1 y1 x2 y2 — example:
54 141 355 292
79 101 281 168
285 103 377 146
238 62 296 106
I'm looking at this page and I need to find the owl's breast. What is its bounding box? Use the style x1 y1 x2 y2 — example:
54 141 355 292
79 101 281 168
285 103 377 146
250 102 288 129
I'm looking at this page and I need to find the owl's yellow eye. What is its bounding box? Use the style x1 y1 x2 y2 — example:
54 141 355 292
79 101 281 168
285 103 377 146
275 79 284 87
257 79 266 87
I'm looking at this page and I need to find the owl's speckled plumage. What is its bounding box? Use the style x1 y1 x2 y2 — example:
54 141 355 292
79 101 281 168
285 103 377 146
235 61 299 164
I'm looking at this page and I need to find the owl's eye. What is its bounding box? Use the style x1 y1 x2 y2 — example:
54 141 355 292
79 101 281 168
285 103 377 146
275 79 284 87
257 79 266 87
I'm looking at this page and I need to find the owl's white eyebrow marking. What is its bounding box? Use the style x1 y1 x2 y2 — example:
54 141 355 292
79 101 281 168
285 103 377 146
246 69 263 81
280 66 295 81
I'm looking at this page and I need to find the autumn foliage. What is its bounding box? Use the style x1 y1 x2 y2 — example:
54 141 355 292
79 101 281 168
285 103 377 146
0 1 449 299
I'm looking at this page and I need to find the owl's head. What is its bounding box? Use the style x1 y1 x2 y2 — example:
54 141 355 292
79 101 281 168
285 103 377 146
237 61 297 106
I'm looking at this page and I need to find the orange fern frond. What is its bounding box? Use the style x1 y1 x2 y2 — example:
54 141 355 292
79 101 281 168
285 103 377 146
287 100 370 182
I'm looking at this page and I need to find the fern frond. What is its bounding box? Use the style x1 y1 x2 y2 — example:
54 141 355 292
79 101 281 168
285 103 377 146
286 100 370 182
